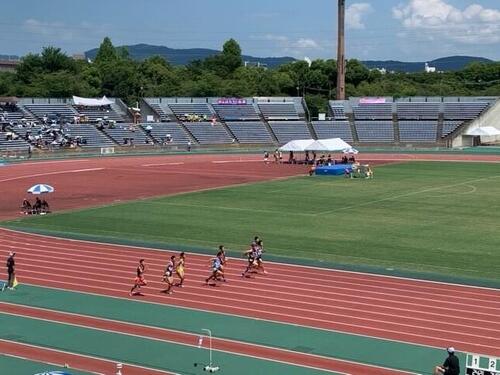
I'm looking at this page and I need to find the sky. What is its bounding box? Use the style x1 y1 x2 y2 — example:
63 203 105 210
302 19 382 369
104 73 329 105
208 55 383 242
1 0 499 61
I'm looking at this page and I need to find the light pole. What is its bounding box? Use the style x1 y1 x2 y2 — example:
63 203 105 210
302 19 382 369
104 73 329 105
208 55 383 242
336 0 346 100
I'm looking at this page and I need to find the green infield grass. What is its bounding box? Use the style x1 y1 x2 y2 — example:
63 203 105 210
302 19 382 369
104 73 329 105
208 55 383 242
4 161 500 281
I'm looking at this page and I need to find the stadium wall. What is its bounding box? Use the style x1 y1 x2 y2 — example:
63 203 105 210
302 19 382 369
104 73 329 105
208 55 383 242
453 99 500 147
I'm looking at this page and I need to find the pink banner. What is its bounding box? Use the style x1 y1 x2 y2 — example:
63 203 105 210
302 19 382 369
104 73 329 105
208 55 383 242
359 97 386 104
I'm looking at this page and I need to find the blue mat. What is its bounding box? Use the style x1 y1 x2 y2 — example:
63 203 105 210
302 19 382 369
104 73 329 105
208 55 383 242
315 164 352 176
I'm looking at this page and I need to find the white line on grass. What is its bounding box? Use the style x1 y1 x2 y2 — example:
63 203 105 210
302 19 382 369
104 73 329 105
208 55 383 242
316 175 500 216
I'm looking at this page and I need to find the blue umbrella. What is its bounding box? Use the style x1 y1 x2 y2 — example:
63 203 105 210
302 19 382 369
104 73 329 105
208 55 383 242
27 184 55 195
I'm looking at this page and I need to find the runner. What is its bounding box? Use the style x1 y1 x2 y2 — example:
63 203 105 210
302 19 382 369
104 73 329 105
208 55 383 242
162 255 175 294
175 252 185 287
206 253 224 285
254 236 268 274
241 242 258 278
129 259 147 296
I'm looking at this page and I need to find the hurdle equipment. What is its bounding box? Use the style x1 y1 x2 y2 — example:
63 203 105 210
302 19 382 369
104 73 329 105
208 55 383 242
194 328 220 372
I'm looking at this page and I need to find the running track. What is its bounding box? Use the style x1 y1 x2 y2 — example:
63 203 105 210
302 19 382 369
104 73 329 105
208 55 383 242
1 153 500 373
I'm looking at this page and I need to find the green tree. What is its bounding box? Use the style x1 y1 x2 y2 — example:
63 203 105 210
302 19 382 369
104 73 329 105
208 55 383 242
94 37 118 64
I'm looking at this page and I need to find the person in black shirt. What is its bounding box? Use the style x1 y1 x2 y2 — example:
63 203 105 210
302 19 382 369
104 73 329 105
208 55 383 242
5 252 15 290
434 347 460 375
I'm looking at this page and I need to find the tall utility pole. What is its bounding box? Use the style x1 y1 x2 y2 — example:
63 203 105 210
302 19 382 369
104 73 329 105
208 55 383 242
336 0 346 100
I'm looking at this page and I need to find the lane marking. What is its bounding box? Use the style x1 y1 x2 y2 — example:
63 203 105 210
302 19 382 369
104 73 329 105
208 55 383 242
0 352 103 375
0 168 105 183
15 280 500 355
142 162 185 167
212 159 263 164
2 226 499 294
0 339 173 374
0 311 346 374
316 175 500 216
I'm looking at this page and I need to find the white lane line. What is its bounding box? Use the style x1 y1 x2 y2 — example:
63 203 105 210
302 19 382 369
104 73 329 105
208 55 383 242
0 168 105 183
0 339 173 374
2 226 498 294
212 159 263 164
142 162 185 167
17 280 500 355
0 311 346 374
0 352 103 375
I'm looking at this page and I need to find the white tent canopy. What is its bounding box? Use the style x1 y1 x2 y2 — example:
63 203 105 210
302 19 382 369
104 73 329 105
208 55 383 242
72 96 114 107
466 127 500 136
305 138 352 152
279 139 315 152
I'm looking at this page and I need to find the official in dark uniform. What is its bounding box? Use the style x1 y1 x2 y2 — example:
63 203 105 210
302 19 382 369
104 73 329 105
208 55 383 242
434 347 460 375
6 252 16 290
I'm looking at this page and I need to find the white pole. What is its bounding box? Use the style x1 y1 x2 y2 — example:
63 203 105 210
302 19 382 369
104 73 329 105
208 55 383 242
202 328 212 366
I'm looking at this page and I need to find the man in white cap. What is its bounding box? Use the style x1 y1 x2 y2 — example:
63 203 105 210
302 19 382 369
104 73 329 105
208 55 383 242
4 251 16 290
434 347 460 375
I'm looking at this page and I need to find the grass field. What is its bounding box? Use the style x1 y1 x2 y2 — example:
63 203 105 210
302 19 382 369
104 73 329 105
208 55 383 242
4 161 500 281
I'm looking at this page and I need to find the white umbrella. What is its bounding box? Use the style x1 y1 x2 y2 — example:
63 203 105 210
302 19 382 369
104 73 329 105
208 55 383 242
27 184 54 195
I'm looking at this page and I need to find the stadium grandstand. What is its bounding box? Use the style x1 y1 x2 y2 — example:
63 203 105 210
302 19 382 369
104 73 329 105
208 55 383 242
2 95 499 155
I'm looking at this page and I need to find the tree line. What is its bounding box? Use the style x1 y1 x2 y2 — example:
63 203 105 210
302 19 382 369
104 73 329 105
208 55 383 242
1 37 499 116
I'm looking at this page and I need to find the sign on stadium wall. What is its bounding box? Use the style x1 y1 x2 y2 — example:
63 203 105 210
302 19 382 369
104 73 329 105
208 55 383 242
216 98 247 105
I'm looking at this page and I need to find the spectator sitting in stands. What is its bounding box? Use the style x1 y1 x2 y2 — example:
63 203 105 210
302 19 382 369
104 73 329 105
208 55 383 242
145 124 153 135
21 198 32 215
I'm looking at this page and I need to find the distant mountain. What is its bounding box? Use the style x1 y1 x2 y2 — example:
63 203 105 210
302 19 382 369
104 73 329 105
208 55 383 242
85 43 296 68
362 56 494 73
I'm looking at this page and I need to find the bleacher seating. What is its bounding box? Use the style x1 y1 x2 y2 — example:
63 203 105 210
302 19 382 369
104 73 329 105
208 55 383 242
258 103 299 120
212 104 260 121
399 121 437 142
74 106 124 123
23 103 79 121
103 125 153 146
0 132 30 151
396 103 440 119
443 102 490 120
140 123 191 145
169 103 213 119
329 104 347 119
442 121 464 137
311 121 353 141
355 121 394 142
147 103 171 122
1 106 36 122
183 122 233 144
64 124 115 148
226 122 274 144
268 121 312 144
12 125 53 146
353 104 393 120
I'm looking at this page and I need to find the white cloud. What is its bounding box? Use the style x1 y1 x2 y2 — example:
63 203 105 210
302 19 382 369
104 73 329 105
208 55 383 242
393 0 500 44
259 34 323 57
346 3 374 29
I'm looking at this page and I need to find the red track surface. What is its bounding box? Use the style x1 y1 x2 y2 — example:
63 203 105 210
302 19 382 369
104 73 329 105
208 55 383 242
1 153 500 373
1 228 499 359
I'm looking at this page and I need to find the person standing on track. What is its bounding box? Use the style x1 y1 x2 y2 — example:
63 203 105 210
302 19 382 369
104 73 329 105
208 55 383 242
162 255 176 294
175 252 185 287
434 347 460 375
4 252 16 290
129 259 147 296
